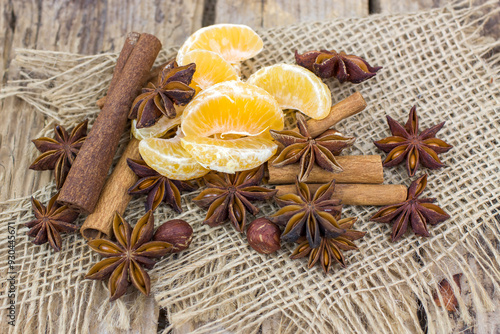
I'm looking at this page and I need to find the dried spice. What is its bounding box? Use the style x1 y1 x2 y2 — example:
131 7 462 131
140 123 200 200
193 165 277 232
370 174 450 242
127 157 196 213
26 193 79 252
270 179 344 248
374 105 453 177
270 113 355 182
295 49 382 83
291 218 365 273
129 60 196 128
29 120 88 189
433 273 463 312
85 211 172 301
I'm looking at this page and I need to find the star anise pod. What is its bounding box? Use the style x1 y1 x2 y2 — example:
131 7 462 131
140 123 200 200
85 211 172 301
193 165 277 232
29 120 88 189
129 60 196 128
291 217 365 273
25 193 79 252
269 179 344 249
374 105 453 177
295 49 382 83
370 174 450 242
270 112 355 182
127 157 197 213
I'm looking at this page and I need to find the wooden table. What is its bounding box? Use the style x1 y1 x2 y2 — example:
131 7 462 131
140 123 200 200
1 0 498 333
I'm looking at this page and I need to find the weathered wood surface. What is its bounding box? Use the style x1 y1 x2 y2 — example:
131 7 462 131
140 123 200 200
0 0 498 333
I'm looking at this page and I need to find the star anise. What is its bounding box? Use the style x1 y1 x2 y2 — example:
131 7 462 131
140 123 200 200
270 112 355 182
269 179 344 249
85 211 172 301
370 174 450 242
25 193 79 252
129 60 196 128
193 165 277 232
295 49 382 83
29 120 88 189
374 105 453 177
291 217 365 273
127 157 197 213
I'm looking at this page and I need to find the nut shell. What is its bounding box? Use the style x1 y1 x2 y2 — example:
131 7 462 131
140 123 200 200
153 219 193 253
246 218 281 254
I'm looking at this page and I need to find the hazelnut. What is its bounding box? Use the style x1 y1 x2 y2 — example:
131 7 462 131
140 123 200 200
246 218 281 254
153 219 193 253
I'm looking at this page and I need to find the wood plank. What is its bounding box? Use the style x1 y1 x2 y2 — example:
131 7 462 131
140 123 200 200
215 0 369 29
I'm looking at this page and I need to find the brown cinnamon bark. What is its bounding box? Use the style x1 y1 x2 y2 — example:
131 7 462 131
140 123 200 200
96 61 170 109
275 183 407 206
80 139 140 239
292 92 366 137
58 33 162 213
267 155 383 184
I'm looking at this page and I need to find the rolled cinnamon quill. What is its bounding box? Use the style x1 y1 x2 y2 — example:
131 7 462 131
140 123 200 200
275 183 407 206
267 155 384 185
58 33 162 213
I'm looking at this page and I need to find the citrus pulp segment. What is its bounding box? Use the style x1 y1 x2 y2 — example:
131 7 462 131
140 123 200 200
139 137 209 180
181 81 284 138
176 24 263 64
179 50 240 91
181 135 277 173
131 115 181 140
247 64 332 120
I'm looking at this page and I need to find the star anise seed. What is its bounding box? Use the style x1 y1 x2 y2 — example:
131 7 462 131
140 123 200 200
291 217 365 273
295 49 382 83
193 165 277 232
127 157 197 213
374 105 453 177
29 120 88 189
370 174 450 242
270 179 344 249
85 211 172 301
25 193 80 252
270 112 355 182
129 60 196 128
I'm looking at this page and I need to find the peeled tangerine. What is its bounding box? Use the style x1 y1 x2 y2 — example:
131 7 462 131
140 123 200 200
181 81 284 173
139 136 209 180
247 63 332 120
178 50 240 92
176 24 263 64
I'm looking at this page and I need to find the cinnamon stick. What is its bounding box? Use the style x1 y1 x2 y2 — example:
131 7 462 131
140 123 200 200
267 155 384 185
58 33 162 213
275 183 407 206
80 139 140 239
292 92 366 137
96 61 170 109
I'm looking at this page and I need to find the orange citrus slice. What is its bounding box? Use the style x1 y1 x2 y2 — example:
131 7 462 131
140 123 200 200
181 135 277 173
139 137 209 180
181 81 283 138
247 64 332 120
179 50 240 92
131 115 181 140
176 24 263 64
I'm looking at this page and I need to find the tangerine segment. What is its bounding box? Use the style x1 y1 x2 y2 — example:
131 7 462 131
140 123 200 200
176 24 263 64
181 135 277 173
179 50 240 91
181 81 284 138
131 115 181 140
247 64 332 120
139 137 209 180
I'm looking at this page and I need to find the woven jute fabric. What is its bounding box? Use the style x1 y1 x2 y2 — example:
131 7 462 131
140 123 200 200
1 1 499 333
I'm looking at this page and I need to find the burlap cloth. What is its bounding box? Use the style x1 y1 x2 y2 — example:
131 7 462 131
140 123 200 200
1 1 499 333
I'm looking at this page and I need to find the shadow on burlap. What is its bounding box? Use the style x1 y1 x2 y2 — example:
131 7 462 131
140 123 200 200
0 1 499 333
